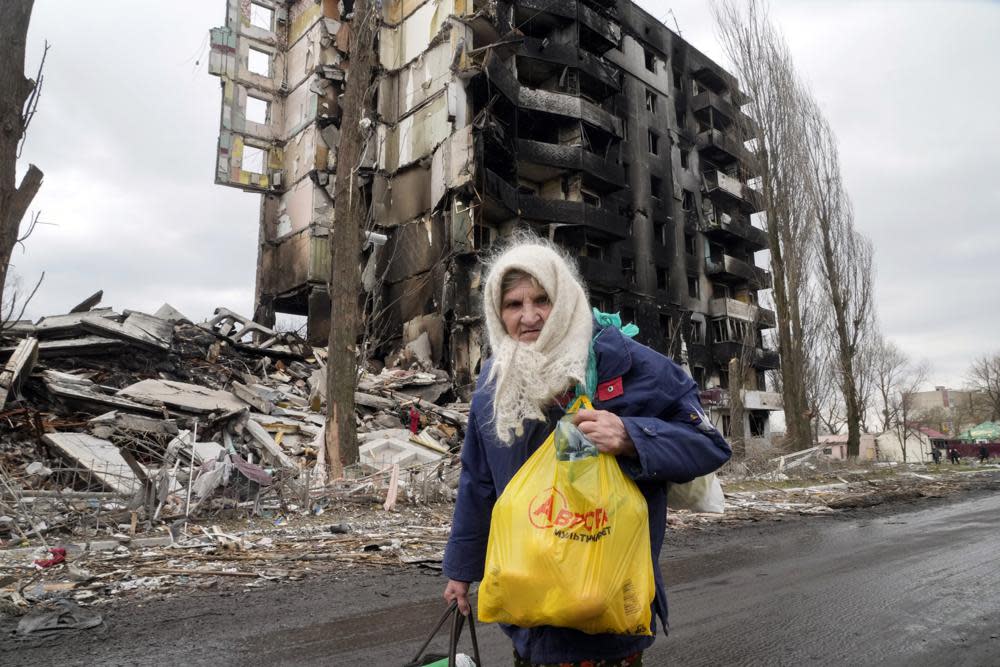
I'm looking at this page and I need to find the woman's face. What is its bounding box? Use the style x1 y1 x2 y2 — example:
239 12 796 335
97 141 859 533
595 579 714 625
501 276 552 343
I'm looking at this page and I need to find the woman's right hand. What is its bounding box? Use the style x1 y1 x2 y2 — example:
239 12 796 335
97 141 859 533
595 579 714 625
443 579 471 616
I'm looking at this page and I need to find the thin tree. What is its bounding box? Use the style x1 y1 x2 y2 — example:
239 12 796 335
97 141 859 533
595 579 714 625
325 0 379 480
0 0 45 297
889 359 930 462
801 95 876 458
967 353 1000 421
714 0 815 448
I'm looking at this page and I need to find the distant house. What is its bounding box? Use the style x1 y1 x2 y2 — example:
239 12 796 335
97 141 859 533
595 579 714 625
817 434 877 461
874 429 934 463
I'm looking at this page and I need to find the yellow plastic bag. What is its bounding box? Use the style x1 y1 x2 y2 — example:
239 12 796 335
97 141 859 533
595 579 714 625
478 396 654 636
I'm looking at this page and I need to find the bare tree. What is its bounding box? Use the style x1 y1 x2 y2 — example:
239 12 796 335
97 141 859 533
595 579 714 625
890 359 930 462
714 0 816 449
967 353 1000 421
1 1 45 298
800 92 876 458
872 337 909 434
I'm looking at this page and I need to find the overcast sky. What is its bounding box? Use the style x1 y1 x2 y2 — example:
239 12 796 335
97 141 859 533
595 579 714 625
17 1 1000 389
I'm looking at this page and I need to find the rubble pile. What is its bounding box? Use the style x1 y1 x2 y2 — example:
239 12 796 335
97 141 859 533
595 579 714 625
0 296 468 554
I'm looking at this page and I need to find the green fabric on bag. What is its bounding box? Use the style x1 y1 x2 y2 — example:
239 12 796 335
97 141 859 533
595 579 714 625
576 308 639 398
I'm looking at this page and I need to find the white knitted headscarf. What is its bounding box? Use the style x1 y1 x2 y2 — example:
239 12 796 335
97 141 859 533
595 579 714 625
483 242 592 444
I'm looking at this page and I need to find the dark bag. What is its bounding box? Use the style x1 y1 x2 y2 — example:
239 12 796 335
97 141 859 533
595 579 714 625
403 601 481 667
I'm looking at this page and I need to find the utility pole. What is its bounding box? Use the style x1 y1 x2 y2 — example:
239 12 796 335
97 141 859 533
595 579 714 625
325 0 378 480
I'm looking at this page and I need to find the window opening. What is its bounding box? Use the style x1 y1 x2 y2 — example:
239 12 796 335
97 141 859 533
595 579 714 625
250 3 274 30
245 96 269 124
648 130 659 155
248 48 271 76
644 49 657 73
688 276 701 300
243 145 266 174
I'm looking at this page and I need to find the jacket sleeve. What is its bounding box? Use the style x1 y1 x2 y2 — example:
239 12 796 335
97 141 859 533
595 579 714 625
442 409 496 583
618 385 732 484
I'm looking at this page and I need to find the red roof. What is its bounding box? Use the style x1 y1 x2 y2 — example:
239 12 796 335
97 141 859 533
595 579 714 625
918 426 947 439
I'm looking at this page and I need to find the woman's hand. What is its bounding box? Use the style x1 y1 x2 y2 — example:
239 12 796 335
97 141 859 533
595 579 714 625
573 409 637 457
443 579 471 616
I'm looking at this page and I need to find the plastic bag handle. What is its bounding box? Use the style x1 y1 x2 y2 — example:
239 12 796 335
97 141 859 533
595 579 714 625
566 394 593 414
408 601 482 666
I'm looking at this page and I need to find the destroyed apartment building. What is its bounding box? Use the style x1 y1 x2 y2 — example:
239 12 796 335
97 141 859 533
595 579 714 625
208 0 781 438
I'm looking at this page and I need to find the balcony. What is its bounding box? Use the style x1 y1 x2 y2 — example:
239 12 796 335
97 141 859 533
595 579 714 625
519 194 628 239
709 298 777 328
482 169 628 240
700 212 769 251
696 129 757 171
702 169 762 215
692 91 756 136
515 0 621 54
517 139 625 191
698 388 783 411
517 39 622 96
706 254 772 289
485 53 623 137
577 255 625 290
712 342 779 370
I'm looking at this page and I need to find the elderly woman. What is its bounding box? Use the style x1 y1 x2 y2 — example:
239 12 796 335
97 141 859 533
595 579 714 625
443 238 731 666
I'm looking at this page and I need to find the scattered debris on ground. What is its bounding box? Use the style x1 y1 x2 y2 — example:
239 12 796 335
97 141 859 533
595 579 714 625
0 297 467 562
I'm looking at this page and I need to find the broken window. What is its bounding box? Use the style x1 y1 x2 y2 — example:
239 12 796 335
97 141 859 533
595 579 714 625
622 306 637 323
473 223 494 250
659 313 672 337
242 145 266 174
245 96 269 124
692 365 705 388
654 221 668 245
713 282 729 299
656 266 668 291
248 48 271 76
621 119 628 141
680 148 690 169
581 189 601 207
688 276 701 300
647 130 659 155
684 232 697 256
682 189 694 211
645 89 658 114
644 49 657 73
721 415 732 436
650 174 663 200
672 67 682 89
750 412 766 437
675 106 686 127
250 2 274 30
591 291 613 312
719 368 730 389
690 321 704 344
622 257 636 285
712 319 728 343
583 240 605 260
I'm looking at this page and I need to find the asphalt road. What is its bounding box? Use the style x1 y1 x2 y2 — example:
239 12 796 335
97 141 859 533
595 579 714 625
4 487 1000 666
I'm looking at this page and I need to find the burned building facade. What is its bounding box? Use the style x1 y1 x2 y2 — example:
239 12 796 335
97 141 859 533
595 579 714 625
209 0 782 438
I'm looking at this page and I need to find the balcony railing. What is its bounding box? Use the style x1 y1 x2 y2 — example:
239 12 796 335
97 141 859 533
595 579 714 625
691 91 756 136
485 54 623 137
699 388 783 411
706 254 772 289
577 255 625 289
483 169 628 240
708 298 777 328
700 212 769 251
517 139 625 190
713 341 780 370
702 169 762 214
696 129 757 172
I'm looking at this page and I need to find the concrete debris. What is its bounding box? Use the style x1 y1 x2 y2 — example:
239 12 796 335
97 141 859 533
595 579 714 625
0 298 467 561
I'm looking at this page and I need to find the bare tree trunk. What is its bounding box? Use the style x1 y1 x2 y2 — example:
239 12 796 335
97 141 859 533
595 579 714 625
0 0 43 296
325 0 378 480
714 0 814 449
